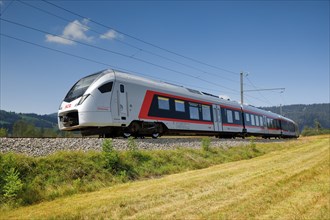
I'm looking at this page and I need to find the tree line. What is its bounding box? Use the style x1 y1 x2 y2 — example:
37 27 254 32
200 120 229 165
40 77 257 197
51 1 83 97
0 120 76 138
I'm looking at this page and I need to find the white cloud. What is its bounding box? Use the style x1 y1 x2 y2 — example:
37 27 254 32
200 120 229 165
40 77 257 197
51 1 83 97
45 19 93 45
63 20 92 42
45 34 74 45
100 29 121 40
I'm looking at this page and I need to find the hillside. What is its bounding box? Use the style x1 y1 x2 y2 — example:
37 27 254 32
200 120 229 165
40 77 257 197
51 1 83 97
1 135 328 219
0 110 58 134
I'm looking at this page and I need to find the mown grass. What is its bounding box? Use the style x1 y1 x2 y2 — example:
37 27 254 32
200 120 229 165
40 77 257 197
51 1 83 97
1 135 328 219
0 137 282 209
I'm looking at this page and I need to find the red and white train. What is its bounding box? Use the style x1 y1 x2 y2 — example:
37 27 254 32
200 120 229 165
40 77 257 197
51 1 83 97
58 69 299 138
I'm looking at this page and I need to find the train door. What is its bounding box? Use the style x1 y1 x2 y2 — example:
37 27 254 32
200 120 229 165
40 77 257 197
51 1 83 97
119 84 127 120
213 105 222 132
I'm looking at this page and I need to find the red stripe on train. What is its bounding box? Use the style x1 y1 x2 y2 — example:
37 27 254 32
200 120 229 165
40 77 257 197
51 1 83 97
138 90 213 125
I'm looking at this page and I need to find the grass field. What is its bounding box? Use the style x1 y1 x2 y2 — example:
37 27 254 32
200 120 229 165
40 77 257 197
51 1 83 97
1 135 329 219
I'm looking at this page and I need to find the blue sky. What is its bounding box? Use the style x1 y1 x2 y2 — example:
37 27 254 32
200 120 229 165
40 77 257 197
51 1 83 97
0 0 329 114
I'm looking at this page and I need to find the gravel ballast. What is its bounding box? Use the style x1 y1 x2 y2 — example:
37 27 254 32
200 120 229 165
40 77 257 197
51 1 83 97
0 137 281 157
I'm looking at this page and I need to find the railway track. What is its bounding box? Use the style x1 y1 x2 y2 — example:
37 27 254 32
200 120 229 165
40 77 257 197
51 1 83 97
0 137 287 157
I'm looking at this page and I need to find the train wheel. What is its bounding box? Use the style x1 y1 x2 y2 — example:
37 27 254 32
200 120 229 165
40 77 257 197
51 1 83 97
151 132 160 139
123 132 132 138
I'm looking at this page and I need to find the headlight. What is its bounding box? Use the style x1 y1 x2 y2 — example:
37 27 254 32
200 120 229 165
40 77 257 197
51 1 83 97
77 94 90 105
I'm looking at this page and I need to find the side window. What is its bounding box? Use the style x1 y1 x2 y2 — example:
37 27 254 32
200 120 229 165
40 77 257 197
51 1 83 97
245 113 250 122
251 115 255 126
175 100 185 112
98 82 113 93
260 116 264 126
227 110 233 123
234 111 240 121
202 105 211 121
189 103 200 120
158 96 170 110
256 116 259 126
120 84 124 93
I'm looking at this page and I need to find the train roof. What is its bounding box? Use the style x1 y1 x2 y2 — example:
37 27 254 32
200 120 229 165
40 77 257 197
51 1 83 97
109 69 242 107
242 105 281 119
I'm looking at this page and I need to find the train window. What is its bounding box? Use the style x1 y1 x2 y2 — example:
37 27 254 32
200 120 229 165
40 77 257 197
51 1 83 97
256 116 259 126
175 100 185 112
98 82 113 93
120 84 124 93
271 119 273 128
234 111 240 121
251 115 255 126
260 116 264 126
245 113 250 122
64 73 101 102
189 103 199 120
227 110 233 123
158 97 170 110
202 105 211 121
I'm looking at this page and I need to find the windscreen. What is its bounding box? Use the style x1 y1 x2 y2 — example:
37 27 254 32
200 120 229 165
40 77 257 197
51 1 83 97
64 72 102 102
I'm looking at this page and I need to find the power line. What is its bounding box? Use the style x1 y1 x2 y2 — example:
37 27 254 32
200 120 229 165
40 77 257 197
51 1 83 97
245 76 273 105
42 0 239 76
1 17 240 94
16 0 240 85
1 32 273 105
0 32 238 96
1 2 274 105
0 0 15 16
0 33 118 68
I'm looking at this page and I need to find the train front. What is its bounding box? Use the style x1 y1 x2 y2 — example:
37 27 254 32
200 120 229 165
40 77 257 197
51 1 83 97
58 70 115 134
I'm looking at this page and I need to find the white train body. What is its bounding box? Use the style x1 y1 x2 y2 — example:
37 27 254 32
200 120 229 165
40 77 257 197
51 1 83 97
58 69 299 138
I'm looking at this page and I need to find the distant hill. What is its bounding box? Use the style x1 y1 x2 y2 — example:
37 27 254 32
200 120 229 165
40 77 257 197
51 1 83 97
0 110 58 134
261 103 330 131
0 103 329 135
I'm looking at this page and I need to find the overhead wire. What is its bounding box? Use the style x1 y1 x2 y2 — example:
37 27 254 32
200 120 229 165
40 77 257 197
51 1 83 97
245 76 273 105
1 31 272 104
0 17 240 94
0 32 237 96
0 0 15 16
16 0 240 85
42 0 239 76
0 1 276 106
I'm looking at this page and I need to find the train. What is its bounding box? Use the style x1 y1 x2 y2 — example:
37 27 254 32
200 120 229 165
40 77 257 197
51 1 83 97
58 69 299 139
